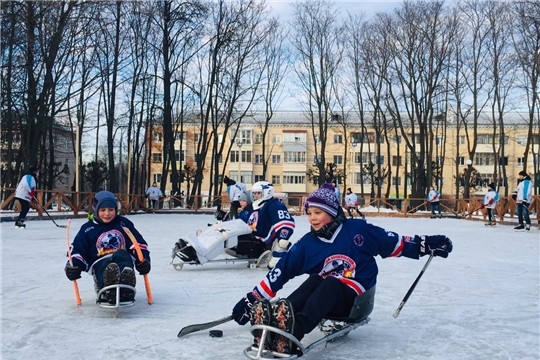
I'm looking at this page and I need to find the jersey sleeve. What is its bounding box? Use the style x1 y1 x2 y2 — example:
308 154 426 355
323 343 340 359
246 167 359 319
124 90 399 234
356 222 420 260
269 203 295 242
68 227 91 271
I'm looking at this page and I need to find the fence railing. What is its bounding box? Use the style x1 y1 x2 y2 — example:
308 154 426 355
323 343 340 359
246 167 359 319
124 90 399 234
1 188 538 223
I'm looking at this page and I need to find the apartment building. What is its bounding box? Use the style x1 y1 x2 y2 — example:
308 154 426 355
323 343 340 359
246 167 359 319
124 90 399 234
149 111 537 199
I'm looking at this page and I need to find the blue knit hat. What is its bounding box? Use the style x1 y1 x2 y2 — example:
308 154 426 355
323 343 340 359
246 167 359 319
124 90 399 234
92 191 118 222
304 183 340 217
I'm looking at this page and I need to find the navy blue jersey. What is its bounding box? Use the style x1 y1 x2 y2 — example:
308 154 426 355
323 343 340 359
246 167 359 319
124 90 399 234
69 216 150 275
247 198 295 244
255 219 420 299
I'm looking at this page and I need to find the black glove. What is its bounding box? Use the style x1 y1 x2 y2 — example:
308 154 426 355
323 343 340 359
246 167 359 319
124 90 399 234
65 265 82 281
232 291 258 325
135 260 151 275
511 192 517 201
215 210 226 221
417 235 453 258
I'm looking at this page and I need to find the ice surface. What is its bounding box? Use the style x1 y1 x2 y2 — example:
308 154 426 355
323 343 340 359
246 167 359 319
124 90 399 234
1 214 538 359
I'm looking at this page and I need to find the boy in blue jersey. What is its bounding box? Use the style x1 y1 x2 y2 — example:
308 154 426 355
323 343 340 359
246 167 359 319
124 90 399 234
480 183 499 226
232 183 453 355
64 191 151 304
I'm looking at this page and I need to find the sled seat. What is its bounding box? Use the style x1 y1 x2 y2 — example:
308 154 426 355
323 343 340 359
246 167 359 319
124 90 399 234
325 285 375 324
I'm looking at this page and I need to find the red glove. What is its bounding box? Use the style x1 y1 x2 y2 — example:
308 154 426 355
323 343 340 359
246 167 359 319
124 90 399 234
433 195 438 200
425 201 429 205
480 203 485 209
354 201 358 206
488 199 493 205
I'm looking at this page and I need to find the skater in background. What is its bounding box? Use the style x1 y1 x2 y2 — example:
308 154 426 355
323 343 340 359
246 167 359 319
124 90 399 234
238 191 254 223
480 183 499 226
145 182 163 211
232 183 453 355
344 187 365 220
514 171 532 231
426 186 442 219
331 180 341 203
224 176 246 219
64 191 151 304
14 166 39 229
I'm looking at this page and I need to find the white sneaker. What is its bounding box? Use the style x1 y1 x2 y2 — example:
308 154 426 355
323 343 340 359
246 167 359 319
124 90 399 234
525 225 531 231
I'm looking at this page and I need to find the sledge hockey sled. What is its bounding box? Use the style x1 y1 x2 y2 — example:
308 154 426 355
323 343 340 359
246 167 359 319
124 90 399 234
170 219 272 270
96 284 137 310
243 286 375 359
171 242 272 271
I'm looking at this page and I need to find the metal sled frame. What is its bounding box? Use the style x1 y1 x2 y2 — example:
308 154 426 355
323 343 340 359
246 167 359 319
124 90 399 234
244 285 375 359
170 247 271 271
96 284 137 310
243 318 370 360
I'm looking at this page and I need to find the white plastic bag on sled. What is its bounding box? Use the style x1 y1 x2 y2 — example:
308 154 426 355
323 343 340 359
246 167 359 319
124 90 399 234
186 219 252 264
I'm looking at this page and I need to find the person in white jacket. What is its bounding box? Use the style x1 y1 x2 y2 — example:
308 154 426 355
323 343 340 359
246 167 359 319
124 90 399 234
344 188 365 219
480 183 499 226
14 166 39 228
515 171 533 231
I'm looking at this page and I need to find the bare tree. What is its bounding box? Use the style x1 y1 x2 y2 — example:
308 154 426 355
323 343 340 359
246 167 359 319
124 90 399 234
290 0 345 185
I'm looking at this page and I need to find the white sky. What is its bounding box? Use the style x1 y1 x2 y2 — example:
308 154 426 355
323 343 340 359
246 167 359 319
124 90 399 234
1 213 539 359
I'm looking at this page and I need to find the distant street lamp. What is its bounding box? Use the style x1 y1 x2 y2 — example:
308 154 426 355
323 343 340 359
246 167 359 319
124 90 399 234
464 159 473 199
236 139 243 182
350 142 357 188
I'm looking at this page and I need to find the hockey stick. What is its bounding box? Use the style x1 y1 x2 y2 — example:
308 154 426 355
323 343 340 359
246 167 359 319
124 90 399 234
33 197 67 227
393 253 434 318
177 315 234 338
122 226 154 304
65 219 82 306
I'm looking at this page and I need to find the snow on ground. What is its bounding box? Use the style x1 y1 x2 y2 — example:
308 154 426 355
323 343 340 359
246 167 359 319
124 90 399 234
1 214 539 360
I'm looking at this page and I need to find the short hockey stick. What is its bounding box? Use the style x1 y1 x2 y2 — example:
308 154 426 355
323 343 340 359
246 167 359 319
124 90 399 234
393 253 434 318
177 315 234 338
122 226 153 304
33 198 67 227
65 219 82 306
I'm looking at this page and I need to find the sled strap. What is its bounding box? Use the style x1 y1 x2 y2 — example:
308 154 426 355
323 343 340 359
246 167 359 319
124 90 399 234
212 224 229 240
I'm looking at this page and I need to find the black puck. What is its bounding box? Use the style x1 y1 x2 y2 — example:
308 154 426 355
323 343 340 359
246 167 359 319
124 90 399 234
209 330 223 338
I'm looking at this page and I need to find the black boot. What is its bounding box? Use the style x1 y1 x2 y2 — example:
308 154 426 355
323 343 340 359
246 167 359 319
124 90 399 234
119 267 136 302
103 263 120 304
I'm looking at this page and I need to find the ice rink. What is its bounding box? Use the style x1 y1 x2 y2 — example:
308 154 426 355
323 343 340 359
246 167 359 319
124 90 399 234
1 213 539 359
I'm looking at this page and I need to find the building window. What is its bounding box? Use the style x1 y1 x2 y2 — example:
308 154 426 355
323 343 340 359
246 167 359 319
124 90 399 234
314 134 320 144
272 175 281 184
153 132 162 142
392 176 402 186
240 171 252 184
355 173 371 185
459 135 466 145
235 130 252 145
375 155 384 165
517 157 524 167
174 150 186 162
271 154 281 164
313 154 321 166
392 156 402 166
498 156 508 166
254 175 264 182
255 134 263 144
436 136 445 145
230 150 239 163
477 134 492 144
334 155 343 165
377 135 385 144
283 173 305 184
284 151 306 163
284 132 306 142
65 159 69 166
393 135 402 144
152 153 162 163
153 174 161 183
458 156 464 166
517 135 527 145
475 153 494 166
436 156 444 166
241 150 252 163
254 154 263 164
334 134 343 144
193 133 200 142
272 135 281 144
176 132 187 141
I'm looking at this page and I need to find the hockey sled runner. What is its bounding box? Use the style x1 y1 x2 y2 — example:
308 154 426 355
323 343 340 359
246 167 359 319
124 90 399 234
244 286 375 359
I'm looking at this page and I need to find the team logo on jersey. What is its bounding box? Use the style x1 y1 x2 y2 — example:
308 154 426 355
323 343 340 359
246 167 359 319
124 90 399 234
353 234 364 246
279 229 289 239
319 255 356 279
403 235 413 243
247 212 258 231
96 229 125 256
